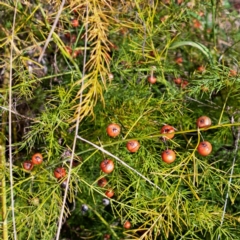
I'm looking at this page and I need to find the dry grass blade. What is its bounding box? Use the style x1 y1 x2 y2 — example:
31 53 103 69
38 0 66 63
8 1 18 239
55 4 89 240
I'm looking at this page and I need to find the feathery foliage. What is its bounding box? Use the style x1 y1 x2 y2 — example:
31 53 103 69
1 0 240 239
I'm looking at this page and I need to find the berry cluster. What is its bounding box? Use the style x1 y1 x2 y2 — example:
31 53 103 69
160 116 213 163
22 153 43 171
101 116 213 232
22 153 67 180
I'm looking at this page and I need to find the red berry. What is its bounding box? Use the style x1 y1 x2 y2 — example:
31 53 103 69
71 19 79 27
65 46 72 55
98 177 108 187
123 220 131 229
181 80 189 89
126 140 140 153
174 78 182 85
23 161 34 171
197 141 212 156
64 32 71 39
31 153 43 165
54 167 66 179
100 159 114 174
72 49 82 58
175 57 183 64
229 69 237 76
149 50 155 57
193 19 201 29
197 65 205 72
106 123 121 137
147 75 157 84
160 125 175 140
105 189 114 198
196 116 212 128
104 234 111 239
161 149 176 164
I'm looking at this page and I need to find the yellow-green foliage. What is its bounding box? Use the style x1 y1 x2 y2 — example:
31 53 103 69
1 0 240 239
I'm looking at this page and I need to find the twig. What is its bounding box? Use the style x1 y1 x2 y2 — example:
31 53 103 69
77 135 166 194
9 1 18 239
217 116 240 240
55 4 89 240
185 96 219 109
0 106 41 123
38 0 66 63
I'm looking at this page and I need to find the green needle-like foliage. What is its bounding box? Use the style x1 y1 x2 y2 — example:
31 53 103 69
1 0 240 239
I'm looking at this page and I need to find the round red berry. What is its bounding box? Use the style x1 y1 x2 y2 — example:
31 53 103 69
54 167 66 179
100 159 114 174
98 177 108 187
161 149 176 164
104 234 111 239
123 220 131 229
197 141 212 156
174 77 182 85
23 161 34 171
71 19 79 27
160 125 175 140
126 140 140 153
196 116 211 128
181 80 189 89
105 189 114 198
106 123 121 137
147 75 157 84
31 153 43 165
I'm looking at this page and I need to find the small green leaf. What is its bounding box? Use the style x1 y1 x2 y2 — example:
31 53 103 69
170 41 213 64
